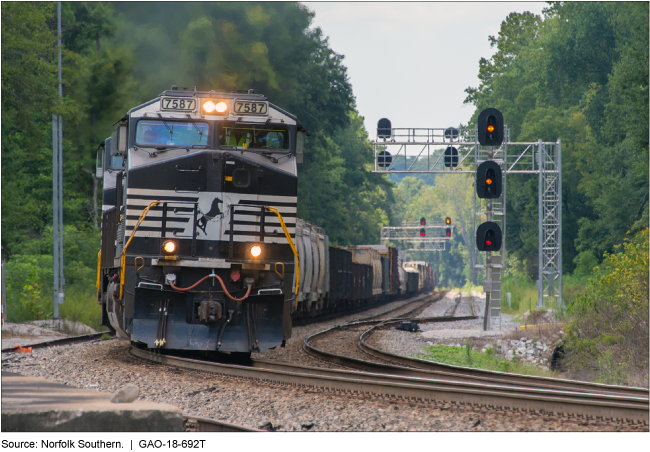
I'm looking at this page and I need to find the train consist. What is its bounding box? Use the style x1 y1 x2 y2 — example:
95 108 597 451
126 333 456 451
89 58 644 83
96 87 434 356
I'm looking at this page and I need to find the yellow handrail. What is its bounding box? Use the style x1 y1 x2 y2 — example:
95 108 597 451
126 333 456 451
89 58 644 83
263 206 299 306
120 201 161 299
96 250 102 301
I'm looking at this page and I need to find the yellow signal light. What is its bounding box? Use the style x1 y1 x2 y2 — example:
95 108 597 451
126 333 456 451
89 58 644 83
487 125 495 133
486 178 493 185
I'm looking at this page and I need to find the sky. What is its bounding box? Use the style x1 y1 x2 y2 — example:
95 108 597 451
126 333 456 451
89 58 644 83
303 2 546 138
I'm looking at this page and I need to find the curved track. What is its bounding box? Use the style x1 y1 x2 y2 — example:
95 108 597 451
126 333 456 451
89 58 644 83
130 292 648 424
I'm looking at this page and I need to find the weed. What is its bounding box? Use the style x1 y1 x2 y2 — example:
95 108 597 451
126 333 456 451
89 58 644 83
465 339 472 364
417 345 556 378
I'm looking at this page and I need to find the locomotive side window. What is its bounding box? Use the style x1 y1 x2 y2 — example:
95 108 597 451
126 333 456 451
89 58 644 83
232 168 250 188
218 123 289 151
135 120 209 147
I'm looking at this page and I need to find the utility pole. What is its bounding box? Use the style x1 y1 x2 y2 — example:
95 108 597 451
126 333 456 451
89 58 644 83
53 1 65 319
2 248 6 325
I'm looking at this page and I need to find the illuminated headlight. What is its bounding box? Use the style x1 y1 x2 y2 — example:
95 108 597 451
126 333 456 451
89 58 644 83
250 245 262 258
202 100 228 114
163 241 176 253
203 100 216 113
215 101 227 113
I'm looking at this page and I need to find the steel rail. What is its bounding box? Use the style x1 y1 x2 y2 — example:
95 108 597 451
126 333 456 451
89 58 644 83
131 347 648 424
1 331 114 353
301 299 647 400
293 291 438 326
358 321 649 399
182 415 264 432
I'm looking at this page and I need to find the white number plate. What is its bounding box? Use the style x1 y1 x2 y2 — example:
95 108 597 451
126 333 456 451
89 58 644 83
234 100 268 115
160 97 197 112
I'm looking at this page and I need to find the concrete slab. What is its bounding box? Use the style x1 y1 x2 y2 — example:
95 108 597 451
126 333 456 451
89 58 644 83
1 372 183 432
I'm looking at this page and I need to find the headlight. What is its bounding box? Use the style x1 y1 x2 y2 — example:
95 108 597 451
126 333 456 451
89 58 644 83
163 241 176 253
202 100 228 114
250 245 262 258
203 100 215 113
215 101 228 113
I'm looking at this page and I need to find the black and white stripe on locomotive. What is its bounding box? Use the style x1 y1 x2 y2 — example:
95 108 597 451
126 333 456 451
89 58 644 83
124 189 297 244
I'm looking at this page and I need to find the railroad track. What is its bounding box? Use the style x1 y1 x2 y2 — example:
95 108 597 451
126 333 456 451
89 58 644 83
303 318 647 398
1 331 114 353
129 292 647 425
10 293 648 427
131 344 648 425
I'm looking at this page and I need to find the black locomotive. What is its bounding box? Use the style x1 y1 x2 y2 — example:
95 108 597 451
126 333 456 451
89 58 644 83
96 87 434 355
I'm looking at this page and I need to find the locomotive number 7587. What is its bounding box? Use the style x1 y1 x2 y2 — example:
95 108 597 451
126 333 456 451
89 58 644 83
160 97 196 111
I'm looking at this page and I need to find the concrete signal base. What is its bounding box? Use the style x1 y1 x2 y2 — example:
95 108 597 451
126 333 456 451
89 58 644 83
1 372 183 432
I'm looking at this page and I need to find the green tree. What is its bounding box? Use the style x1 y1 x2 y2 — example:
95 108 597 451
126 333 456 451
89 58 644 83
464 3 649 280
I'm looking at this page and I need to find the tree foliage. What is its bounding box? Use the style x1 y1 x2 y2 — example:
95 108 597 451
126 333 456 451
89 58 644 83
464 2 649 278
1 2 394 324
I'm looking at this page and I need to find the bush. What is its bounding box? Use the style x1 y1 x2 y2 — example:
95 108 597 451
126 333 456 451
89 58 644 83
4 225 102 329
563 228 649 387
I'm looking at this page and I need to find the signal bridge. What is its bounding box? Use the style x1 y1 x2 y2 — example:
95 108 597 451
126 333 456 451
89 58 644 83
373 115 562 331
381 224 453 240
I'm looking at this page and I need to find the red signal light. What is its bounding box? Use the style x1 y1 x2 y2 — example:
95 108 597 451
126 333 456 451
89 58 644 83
420 231 425 237
486 239 493 246
446 231 451 237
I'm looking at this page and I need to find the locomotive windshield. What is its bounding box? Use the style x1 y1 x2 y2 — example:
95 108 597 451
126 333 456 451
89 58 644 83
219 122 290 151
135 120 209 147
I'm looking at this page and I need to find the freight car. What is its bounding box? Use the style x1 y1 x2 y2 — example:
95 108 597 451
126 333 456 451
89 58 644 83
95 87 434 356
290 220 434 321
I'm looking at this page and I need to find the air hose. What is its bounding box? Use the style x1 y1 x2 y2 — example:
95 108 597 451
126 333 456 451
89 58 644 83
169 272 252 302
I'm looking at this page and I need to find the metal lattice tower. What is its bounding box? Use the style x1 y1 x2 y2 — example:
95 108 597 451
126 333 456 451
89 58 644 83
538 140 563 308
373 126 562 327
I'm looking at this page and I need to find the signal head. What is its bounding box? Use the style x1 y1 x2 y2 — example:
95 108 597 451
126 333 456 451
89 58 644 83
476 161 502 199
420 217 426 226
445 217 451 225
420 228 425 237
445 228 451 237
475 222 502 251
477 108 504 146
377 118 392 139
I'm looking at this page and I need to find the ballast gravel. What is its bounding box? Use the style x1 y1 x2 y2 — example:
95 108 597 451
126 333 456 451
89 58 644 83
370 292 552 366
2 340 643 431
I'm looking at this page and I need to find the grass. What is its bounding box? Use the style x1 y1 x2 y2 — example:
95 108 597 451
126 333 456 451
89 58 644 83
58 284 104 331
416 342 558 377
498 274 582 322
